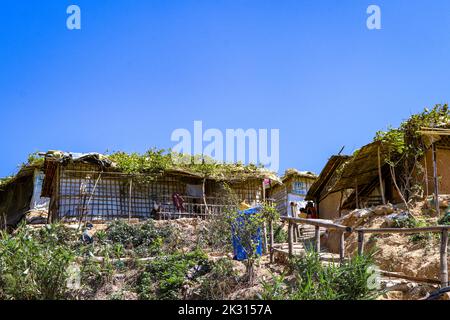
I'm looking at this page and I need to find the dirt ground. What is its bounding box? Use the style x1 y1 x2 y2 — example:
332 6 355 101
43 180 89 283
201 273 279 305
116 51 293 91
322 199 450 300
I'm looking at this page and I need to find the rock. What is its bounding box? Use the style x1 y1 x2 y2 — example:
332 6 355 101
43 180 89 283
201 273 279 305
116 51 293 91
27 216 48 225
384 282 417 293
440 292 450 300
383 212 410 228
337 204 395 228
372 204 395 216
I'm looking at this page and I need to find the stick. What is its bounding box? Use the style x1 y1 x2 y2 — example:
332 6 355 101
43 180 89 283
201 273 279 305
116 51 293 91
358 231 365 255
432 143 440 216
380 270 441 285
315 225 321 253
128 178 133 222
269 220 274 263
440 229 448 287
281 216 351 233
288 221 293 258
378 145 386 205
339 231 345 264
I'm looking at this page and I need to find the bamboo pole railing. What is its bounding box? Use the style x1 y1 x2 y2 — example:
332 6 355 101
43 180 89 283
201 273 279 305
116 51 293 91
356 225 450 287
279 216 352 263
271 216 450 288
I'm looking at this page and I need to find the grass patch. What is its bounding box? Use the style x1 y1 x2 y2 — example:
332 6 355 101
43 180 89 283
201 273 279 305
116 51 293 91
137 249 209 300
0 223 75 300
258 250 380 300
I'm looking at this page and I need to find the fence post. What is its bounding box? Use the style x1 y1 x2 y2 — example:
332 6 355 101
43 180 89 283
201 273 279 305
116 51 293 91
288 221 293 258
358 231 365 256
269 220 274 263
315 226 321 254
339 231 345 264
432 143 440 216
128 178 133 222
262 222 268 254
440 228 448 287
293 222 298 243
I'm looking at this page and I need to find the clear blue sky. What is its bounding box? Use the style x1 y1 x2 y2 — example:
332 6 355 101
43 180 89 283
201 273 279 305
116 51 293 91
1 0 450 177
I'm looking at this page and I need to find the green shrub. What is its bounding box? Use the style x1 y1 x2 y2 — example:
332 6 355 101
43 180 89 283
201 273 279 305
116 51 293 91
199 211 233 253
106 220 171 256
392 215 433 244
0 224 74 300
290 250 379 300
258 250 379 300
198 257 238 299
439 212 450 226
273 222 288 243
392 214 419 229
257 272 288 300
36 224 80 248
138 249 209 300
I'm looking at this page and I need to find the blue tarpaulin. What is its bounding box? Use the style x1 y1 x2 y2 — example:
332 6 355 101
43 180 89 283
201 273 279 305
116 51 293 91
232 206 263 261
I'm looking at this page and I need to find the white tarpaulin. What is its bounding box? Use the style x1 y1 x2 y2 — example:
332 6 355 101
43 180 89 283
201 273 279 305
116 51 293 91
287 193 307 217
30 170 50 211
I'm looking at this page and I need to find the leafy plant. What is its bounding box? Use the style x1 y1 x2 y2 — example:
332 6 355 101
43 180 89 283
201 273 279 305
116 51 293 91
257 249 379 300
257 272 288 300
273 221 288 243
438 212 450 226
0 223 75 300
392 215 433 244
375 104 449 206
106 220 170 256
107 148 271 182
198 257 238 299
137 249 209 300
227 208 264 284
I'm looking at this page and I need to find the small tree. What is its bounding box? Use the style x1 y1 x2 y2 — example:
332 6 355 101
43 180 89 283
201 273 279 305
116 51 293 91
375 104 449 212
227 208 264 284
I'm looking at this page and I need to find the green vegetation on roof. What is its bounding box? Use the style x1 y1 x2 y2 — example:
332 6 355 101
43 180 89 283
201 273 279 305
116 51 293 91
374 104 449 165
107 148 277 181
0 176 14 190
0 152 44 190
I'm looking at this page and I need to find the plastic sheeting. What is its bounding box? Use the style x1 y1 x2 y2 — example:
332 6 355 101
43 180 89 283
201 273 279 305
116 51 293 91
30 170 50 211
232 206 263 261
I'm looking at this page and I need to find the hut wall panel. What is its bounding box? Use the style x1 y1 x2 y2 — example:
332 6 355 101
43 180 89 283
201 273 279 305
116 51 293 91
53 162 265 221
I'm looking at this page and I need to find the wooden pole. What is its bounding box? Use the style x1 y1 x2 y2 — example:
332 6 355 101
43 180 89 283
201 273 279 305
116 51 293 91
269 220 274 263
290 202 298 242
432 143 440 216
262 221 268 254
315 226 321 254
440 229 448 287
424 153 429 198
288 221 293 258
339 231 345 264
338 191 344 217
281 216 352 233
128 178 133 222
358 231 365 255
202 178 210 216
378 145 386 205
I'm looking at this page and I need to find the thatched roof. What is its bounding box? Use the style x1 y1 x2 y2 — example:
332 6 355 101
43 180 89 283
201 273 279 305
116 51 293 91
0 165 40 191
306 155 351 201
330 141 388 193
281 168 317 182
42 150 282 184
